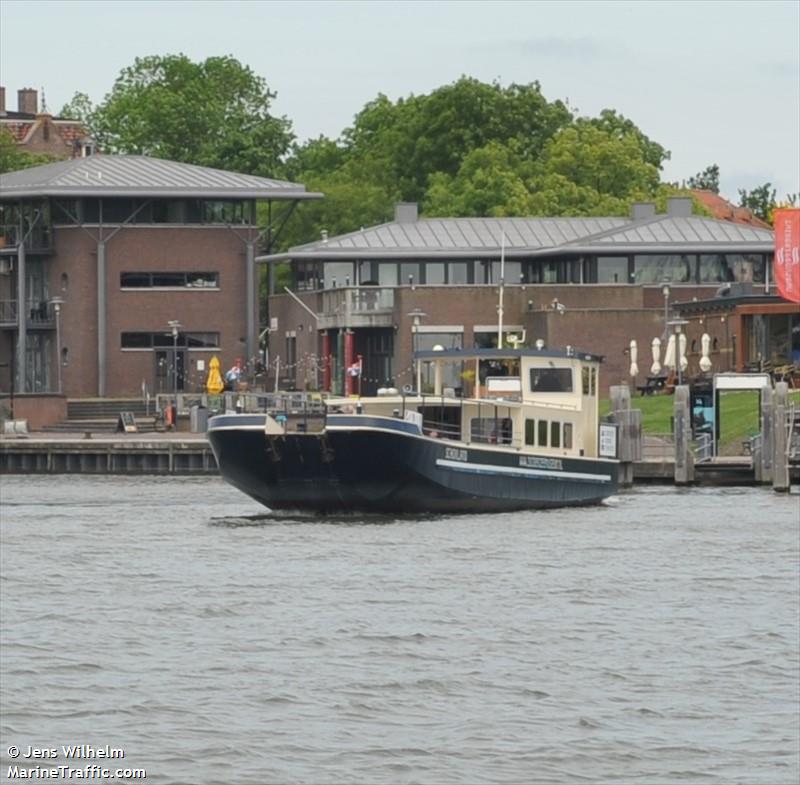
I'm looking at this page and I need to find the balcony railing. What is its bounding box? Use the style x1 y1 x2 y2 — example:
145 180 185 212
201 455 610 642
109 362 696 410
0 300 55 327
319 287 395 329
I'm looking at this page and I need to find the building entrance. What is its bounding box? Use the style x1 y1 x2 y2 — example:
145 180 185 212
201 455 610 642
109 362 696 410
154 349 186 394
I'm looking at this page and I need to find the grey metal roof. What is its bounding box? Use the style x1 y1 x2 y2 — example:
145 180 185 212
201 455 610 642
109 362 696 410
564 215 775 250
260 213 773 262
0 155 323 200
294 216 628 253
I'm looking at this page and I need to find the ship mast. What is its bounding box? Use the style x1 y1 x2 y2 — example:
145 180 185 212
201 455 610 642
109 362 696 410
497 228 505 349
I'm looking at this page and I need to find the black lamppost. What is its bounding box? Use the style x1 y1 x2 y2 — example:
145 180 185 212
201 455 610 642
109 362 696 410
408 308 426 393
50 297 63 394
168 320 181 399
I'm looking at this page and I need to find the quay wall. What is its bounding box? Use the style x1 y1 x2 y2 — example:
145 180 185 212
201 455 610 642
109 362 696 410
1 394 67 431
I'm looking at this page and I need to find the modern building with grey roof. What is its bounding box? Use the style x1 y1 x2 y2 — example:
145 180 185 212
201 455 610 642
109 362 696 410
0 155 320 422
260 198 779 397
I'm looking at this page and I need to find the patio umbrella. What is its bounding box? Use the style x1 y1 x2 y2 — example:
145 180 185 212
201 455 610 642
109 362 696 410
629 339 639 378
664 334 677 372
678 332 688 373
206 356 224 395
650 337 662 375
699 333 712 372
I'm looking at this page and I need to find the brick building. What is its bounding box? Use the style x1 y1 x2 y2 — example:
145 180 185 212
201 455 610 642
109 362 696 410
0 155 320 420
1 87 95 159
261 198 777 396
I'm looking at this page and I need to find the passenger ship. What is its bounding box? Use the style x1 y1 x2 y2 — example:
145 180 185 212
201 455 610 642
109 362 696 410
207 346 619 513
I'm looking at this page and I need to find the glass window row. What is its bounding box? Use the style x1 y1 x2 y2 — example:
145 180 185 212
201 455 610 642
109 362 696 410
121 272 220 288
525 419 574 449
52 198 255 226
293 254 771 291
121 332 220 349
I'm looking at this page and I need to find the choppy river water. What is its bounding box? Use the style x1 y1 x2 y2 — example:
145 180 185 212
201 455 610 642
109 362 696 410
1 476 798 784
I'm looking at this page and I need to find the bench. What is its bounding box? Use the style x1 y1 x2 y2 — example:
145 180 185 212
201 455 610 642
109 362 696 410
637 375 668 396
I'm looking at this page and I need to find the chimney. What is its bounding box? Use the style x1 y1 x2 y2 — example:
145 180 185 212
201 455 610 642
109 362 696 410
18 88 38 114
394 202 418 223
666 197 693 218
630 202 656 221
0 87 5 114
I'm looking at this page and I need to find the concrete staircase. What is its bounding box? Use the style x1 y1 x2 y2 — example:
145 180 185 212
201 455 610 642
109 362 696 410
41 399 159 433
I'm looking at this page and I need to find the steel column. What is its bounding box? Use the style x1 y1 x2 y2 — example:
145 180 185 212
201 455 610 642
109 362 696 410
15 242 26 393
97 240 106 396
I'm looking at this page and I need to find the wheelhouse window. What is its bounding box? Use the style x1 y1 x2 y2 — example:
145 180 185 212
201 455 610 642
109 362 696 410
530 367 573 393
120 272 219 289
470 417 513 444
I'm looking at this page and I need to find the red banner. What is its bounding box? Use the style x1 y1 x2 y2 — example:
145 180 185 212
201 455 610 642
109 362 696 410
774 208 800 304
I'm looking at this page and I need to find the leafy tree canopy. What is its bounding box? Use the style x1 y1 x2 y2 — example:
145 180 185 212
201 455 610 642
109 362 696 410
0 128 56 175
739 183 777 223
64 54 294 177
686 164 720 194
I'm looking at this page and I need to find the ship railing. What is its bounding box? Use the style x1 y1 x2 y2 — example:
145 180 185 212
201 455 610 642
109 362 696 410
157 391 328 418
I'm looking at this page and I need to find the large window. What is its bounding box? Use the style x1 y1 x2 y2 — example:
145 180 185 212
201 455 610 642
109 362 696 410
323 262 355 288
699 254 766 284
121 332 220 349
417 330 463 392
121 272 219 289
633 255 693 284
597 256 630 284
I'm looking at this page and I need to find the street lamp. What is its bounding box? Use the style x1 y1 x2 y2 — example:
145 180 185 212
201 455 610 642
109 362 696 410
50 297 63 394
168 320 181 399
408 308 427 393
661 283 670 340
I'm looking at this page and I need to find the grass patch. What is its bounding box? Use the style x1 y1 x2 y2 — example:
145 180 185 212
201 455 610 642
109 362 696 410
602 390 800 454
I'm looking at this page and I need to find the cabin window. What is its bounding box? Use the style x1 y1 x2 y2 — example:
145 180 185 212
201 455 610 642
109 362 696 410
591 368 597 396
530 367 573 393
471 417 513 445
537 420 548 447
525 419 535 446
564 423 573 449
551 421 561 448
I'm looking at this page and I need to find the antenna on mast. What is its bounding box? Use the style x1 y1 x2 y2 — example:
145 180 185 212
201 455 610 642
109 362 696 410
497 228 505 349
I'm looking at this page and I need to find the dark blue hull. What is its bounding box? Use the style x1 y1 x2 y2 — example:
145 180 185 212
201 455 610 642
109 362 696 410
208 414 618 513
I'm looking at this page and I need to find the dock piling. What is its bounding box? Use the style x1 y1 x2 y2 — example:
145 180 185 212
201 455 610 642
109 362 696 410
773 382 790 493
674 385 694 485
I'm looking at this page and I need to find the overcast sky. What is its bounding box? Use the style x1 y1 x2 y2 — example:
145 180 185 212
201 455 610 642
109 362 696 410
2 0 798 201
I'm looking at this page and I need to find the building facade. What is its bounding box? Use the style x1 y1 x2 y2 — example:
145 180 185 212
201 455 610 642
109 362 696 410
0 155 319 405
261 198 777 396
1 87 95 159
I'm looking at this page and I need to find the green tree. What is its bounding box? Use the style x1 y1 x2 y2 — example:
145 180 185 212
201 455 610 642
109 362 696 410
423 141 534 217
0 128 56 174
739 183 777 222
687 164 720 193
83 54 294 176
58 92 95 125
339 77 573 201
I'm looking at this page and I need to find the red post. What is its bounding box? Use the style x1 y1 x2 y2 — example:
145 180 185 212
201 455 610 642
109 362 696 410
344 330 355 396
321 332 331 392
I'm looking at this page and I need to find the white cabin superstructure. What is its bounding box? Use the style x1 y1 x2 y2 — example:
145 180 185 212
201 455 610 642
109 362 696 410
325 347 605 460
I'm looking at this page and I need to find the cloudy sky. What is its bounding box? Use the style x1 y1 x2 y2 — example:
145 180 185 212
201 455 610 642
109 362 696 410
2 0 798 201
